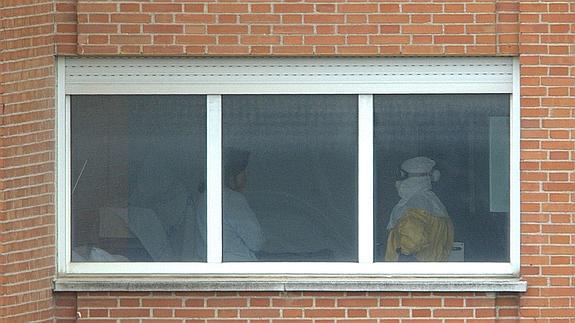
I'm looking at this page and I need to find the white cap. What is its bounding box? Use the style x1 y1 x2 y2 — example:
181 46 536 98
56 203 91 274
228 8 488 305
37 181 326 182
401 156 436 174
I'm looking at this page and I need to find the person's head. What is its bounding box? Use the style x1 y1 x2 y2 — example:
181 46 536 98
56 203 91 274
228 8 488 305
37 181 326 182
395 156 440 196
224 148 250 192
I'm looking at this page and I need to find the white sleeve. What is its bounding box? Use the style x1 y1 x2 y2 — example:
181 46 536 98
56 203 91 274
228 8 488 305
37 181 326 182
228 193 264 252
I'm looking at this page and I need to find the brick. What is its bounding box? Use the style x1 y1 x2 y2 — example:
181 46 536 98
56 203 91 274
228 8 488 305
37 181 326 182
185 46 205 54
175 14 214 23
77 298 118 308
347 36 368 45
241 35 280 45
208 4 248 13
468 4 496 13
143 24 183 34
176 35 216 45
274 4 314 13
402 45 444 55
369 14 410 24
337 25 378 34
465 299 495 307
347 309 367 317
175 309 215 317
433 14 474 23
142 4 182 12
412 15 432 24
77 24 117 33
305 309 346 318
141 298 182 307
142 45 184 55
339 4 379 13
304 15 345 24
240 309 281 318
433 309 474 318
110 14 150 23
218 15 238 24
402 25 443 34
336 298 377 307
109 309 150 317
542 98 575 107
208 25 248 34
305 36 345 45
346 14 368 24
435 36 474 44
272 298 313 307
272 46 313 55
369 309 410 317
240 14 280 24
77 3 117 12
88 14 109 23
402 299 442 307
540 309 575 317
337 46 378 54
282 14 303 24
110 35 151 45
218 36 238 44
370 35 410 44
250 4 270 13
540 162 575 170
207 298 247 307
317 25 335 34
403 4 443 13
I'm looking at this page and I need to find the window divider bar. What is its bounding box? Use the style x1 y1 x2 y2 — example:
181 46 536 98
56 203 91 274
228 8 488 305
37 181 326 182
207 95 223 263
358 94 374 264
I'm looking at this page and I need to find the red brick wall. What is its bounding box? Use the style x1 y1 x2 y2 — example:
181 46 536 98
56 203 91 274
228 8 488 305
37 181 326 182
517 0 575 320
55 291 521 322
1 0 56 322
56 0 520 56
2 0 574 322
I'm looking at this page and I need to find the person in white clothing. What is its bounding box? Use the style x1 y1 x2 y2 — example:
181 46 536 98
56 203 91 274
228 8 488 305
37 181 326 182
195 148 264 261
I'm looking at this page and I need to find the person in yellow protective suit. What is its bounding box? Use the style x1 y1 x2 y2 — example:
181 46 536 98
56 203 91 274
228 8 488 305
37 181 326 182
385 156 454 262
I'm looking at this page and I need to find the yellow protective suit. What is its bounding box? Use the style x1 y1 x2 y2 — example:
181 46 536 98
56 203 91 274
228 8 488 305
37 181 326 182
385 208 454 262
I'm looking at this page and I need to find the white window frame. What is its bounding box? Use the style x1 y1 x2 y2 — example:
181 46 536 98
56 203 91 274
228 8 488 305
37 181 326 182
56 57 520 278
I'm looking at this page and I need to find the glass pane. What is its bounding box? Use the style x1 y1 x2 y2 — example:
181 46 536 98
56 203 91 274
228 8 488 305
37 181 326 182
219 95 358 262
71 95 206 262
374 94 510 262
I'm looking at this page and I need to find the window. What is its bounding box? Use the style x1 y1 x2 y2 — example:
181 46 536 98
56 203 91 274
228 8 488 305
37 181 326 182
373 94 511 263
58 57 520 277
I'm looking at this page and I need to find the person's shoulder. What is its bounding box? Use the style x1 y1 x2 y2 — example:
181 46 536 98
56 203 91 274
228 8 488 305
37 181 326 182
224 188 248 204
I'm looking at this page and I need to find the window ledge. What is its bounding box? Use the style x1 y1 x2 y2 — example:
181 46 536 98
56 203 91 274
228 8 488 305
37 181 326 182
54 276 527 292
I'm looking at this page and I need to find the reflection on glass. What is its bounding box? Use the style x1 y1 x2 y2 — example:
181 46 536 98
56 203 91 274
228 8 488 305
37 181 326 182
221 95 358 262
71 95 206 262
374 94 510 262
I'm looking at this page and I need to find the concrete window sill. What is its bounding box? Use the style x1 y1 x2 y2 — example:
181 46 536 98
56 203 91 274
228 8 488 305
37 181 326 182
54 276 527 292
